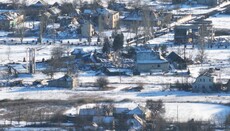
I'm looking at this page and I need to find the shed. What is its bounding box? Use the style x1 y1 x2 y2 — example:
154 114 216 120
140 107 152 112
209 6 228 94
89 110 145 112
166 52 187 69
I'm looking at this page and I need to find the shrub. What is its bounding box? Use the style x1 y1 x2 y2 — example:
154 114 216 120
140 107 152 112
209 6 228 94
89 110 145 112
96 77 109 89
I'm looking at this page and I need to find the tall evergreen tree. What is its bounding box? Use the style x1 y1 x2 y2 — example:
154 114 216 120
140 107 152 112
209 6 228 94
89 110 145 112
112 33 124 51
102 37 110 54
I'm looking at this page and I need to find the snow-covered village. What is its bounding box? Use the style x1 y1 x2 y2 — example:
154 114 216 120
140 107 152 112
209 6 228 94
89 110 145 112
0 0 230 130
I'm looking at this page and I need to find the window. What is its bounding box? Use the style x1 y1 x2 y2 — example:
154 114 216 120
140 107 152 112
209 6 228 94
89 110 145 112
203 79 205 82
157 64 160 67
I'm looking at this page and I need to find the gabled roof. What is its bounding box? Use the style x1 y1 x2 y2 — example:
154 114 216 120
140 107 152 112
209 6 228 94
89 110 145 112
166 51 186 63
136 50 168 64
198 71 212 77
49 7 61 15
0 12 21 21
127 105 150 115
52 2 60 7
30 0 48 7
96 8 118 15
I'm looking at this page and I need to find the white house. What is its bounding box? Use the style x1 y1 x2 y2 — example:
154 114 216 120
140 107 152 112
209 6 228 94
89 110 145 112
192 72 215 93
135 50 169 73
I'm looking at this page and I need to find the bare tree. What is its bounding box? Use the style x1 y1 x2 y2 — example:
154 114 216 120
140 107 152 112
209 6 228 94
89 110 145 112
43 47 66 78
195 45 207 64
142 6 153 42
38 13 49 43
146 99 165 119
195 23 207 64
17 11 25 44
146 99 166 131
51 46 65 59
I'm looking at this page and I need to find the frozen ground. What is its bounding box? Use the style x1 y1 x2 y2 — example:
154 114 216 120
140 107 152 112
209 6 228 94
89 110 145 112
207 14 230 30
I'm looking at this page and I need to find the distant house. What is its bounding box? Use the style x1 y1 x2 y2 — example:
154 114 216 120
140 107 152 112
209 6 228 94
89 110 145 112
166 52 187 70
79 107 106 116
47 74 78 88
108 2 126 12
135 50 169 73
81 21 95 37
96 7 120 29
58 16 75 27
0 12 24 31
47 7 61 20
127 106 151 120
174 20 214 44
196 0 225 6
52 2 61 8
127 114 146 131
25 0 49 19
192 72 215 93
123 8 161 27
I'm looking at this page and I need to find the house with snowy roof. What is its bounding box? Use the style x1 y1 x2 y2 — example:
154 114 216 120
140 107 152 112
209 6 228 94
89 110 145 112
127 114 146 131
0 12 24 30
25 0 49 19
96 7 119 29
127 106 151 120
123 8 161 27
192 72 216 93
135 50 169 73
166 51 187 70
47 74 78 89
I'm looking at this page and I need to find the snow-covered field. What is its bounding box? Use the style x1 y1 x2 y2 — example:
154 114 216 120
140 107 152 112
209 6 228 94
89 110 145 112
64 102 230 123
207 14 230 30
0 0 229 126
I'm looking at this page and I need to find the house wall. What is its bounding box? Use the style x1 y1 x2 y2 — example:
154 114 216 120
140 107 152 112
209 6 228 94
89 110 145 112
172 62 187 69
192 76 214 92
48 77 77 88
81 22 94 37
0 14 24 31
136 62 169 72
111 12 119 28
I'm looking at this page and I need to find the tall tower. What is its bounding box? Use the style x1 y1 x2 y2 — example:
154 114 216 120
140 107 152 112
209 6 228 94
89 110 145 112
28 48 36 74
